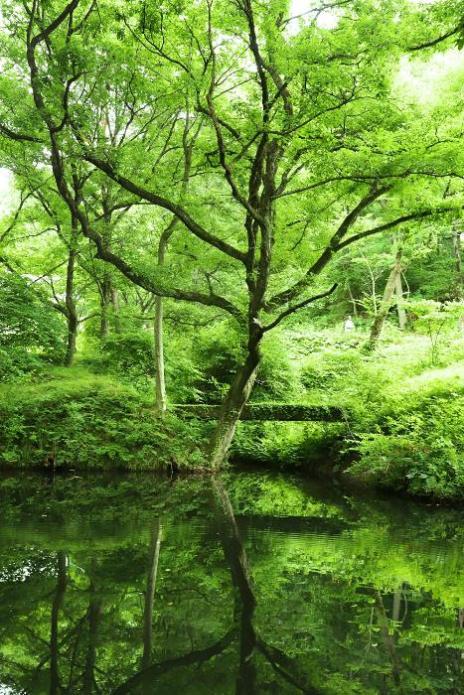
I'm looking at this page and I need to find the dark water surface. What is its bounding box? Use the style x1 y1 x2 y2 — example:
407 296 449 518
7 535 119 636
1 470 464 694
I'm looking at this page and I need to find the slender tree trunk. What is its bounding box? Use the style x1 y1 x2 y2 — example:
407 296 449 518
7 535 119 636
395 272 407 330
453 227 464 297
154 296 167 413
111 287 121 333
392 584 403 622
50 552 67 695
99 275 112 339
83 589 101 695
208 332 262 469
153 218 179 413
64 246 78 367
368 248 403 350
142 521 162 669
347 283 358 318
153 127 195 412
375 591 401 687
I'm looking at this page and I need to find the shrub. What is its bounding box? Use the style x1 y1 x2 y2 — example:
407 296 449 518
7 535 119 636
349 392 464 499
100 331 156 377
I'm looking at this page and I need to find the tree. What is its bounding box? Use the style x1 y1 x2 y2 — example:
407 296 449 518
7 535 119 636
0 0 462 464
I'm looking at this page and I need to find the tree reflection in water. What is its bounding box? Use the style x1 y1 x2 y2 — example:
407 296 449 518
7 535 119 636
0 471 464 694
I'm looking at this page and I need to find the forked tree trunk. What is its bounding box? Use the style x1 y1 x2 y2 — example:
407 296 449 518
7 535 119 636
208 336 262 469
213 478 257 692
368 248 403 350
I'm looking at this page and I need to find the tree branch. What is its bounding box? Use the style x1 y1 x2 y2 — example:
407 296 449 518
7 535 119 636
0 123 42 143
263 284 338 332
83 155 247 264
337 207 456 250
266 185 389 309
29 0 82 49
409 25 461 52
111 628 237 695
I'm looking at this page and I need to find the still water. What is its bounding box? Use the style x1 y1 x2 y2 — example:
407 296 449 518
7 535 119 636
1 470 464 694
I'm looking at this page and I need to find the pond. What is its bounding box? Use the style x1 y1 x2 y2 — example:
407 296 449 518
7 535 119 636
1 469 464 694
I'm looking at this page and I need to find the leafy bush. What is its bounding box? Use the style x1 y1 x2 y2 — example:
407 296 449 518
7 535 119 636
99 331 156 377
349 388 464 498
0 371 206 469
0 347 44 382
232 420 345 470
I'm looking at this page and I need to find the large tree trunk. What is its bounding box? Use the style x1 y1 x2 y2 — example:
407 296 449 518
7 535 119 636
214 478 257 694
64 247 78 367
207 334 262 469
64 312 78 367
368 248 403 350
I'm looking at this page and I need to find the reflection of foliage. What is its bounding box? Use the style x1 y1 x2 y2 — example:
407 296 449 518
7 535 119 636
1 473 464 693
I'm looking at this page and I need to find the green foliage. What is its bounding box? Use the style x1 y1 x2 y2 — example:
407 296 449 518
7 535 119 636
0 370 206 469
0 272 65 379
100 331 156 377
2 471 464 693
350 381 464 498
0 0 463 494
232 420 344 470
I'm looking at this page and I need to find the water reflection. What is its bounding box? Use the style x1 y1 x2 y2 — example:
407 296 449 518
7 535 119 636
1 471 464 693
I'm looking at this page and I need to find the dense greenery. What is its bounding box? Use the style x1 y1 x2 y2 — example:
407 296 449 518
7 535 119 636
0 0 464 497
2 471 464 693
